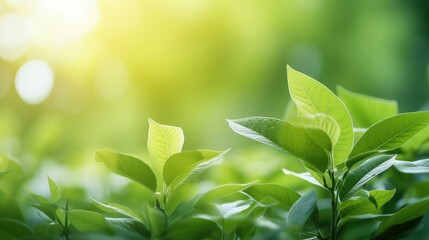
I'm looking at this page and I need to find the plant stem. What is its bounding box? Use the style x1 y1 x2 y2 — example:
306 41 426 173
156 199 168 238
64 198 70 240
329 171 337 240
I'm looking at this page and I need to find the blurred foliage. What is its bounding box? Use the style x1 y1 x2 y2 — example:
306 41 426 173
0 0 429 239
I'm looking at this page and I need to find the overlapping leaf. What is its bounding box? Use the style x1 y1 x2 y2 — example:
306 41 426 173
337 86 398 128
287 66 353 165
348 112 429 161
228 117 329 173
339 155 395 201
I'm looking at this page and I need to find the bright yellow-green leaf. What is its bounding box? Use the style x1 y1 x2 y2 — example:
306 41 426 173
148 119 184 176
287 66 353 165
47 176 61 203
337 86 398 128
163 150 225 189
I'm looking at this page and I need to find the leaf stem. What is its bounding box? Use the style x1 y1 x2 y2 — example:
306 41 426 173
328 170 338 240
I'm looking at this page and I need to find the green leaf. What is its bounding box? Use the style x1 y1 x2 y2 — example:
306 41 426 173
290 113 341 148
0 169 11 178
106 218 150 238
90 198 143 223
57 209 113 234
141 203 165 238
339 155 395 201
148 119 184 175
375 199 429 239
0 218 33 238
30 192 51 205
163 150 226 189
282 168 323 188
243 184 301 210
215 200 253 219
33 223 61 239
337 86 398 128
348 112 429 160
287 191 318 238
96 148 157 192
47 176 61 203
194 182 255 207
228 117 329 173
165 184 197 215
287 65 353 165
394 159 429 174
339 189 396 219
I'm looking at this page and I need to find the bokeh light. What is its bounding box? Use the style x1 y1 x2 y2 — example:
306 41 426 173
15 60 54 104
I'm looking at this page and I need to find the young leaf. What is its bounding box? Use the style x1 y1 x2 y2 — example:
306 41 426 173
394 159 429 174
228 117 329 173
194 182 255 207
47 176 61 203
337 86 398 128
348 112 429 160
375 199 429 239
287 191 318 238
57 209 113 234
290 113 341 148
148 119 184 175
96 148 157 192
215 200 253 219
90 198 143 223
339 155 395 201
282 168 323 188
287 65 353 165
163 150 226 189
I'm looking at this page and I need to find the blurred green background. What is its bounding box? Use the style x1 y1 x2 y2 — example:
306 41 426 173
1 0 429 212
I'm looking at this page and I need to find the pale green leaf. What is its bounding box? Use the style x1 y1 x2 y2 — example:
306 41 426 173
165 184 197 215
282 168 323 188
349 112 429 159
90 198 143 223
148 119 184 175
376 199 429 238
96 148 157 192
339 155 395 201
287 65 353 165
215 200 253 219
47 176 61 203
163 150 225 189
194 182 255 207
394 159 429 174
337 86 398 128
228 117 329 173
287 191 318 238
